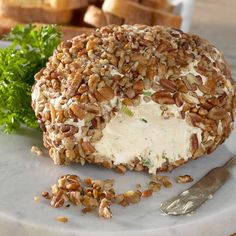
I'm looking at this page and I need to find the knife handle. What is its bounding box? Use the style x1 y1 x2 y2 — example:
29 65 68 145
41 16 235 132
193 166 231 194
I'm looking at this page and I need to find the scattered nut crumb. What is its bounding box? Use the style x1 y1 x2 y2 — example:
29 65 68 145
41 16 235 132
82 207 93 214
176 175 194 183
84 178 92 186
31 146 43 156
41 191 51 199
159 176 173 188
98 198 112 219
142 189 153 198
34 196 40 203
148 181 161 192
55 216 68 223
124 190 141 204
41 173 175 219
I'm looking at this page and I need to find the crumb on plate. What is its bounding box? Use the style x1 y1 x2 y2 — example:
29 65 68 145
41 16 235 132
176 175 194 183
31 145 43 156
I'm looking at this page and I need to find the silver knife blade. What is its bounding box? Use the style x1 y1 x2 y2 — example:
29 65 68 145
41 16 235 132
160 156 236 216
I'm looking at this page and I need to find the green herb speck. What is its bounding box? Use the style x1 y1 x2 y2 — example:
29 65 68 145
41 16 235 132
140 156 154 168
141 118 148 123
121 105 134 117
143 91 152 96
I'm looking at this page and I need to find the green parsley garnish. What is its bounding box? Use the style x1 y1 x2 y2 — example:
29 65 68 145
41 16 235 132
0 24 61 133
121 105 134 117
143 91 152 96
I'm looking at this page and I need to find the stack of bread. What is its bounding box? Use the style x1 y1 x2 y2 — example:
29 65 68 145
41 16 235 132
0 0 182 40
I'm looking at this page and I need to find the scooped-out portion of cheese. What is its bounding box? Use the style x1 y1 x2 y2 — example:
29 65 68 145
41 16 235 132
95 101 202 174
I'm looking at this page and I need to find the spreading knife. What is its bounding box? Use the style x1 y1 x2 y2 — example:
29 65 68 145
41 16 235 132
160 155 236 216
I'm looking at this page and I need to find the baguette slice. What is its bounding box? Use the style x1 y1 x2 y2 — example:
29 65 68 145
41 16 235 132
0 16 94 41
0 0 73 24
5 0 88 10
84 5 107 27
84 5 123 28
102 0 182 28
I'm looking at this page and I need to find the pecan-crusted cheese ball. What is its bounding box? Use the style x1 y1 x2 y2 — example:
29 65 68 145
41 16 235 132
32 25 236 174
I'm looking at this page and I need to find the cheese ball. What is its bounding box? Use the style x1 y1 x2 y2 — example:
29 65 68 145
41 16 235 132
32 25 236 174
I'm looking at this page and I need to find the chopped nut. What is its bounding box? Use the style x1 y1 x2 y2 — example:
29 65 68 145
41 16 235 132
160 177 173 188
82 207 93 214
148 181 161 192
31 146 43 156
141 189 153 198
55 216 68 223
98 198 112 219
41 191 51 199
115 165 127 174
34 196 40 203
176 175 194 183
115 194 124 204
124 190 141 204
84 178 92 186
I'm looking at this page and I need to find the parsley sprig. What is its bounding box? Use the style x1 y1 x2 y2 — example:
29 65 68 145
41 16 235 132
0 24 61 133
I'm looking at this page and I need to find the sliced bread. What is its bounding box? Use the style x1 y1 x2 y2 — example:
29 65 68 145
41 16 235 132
0 0 73 24
84 5 123 27
102 0 181 28
5 0 88 10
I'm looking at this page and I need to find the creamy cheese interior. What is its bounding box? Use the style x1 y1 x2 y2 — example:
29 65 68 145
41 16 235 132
95 101 202 174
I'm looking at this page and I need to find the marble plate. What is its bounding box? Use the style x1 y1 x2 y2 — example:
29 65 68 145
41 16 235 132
0 123 236 236
0 40 236 236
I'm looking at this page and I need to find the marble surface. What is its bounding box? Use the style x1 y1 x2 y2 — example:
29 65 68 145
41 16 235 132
0 122 236 236
1 0 236 235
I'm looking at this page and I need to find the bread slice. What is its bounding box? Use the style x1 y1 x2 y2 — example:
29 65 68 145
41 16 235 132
84 5 107 27
103 0 152 25
0 16 18 37
84 5 123 27
0 16 94 41
141 0 174 12
0 0 73 24
5 0 88 10
102 0 182 28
